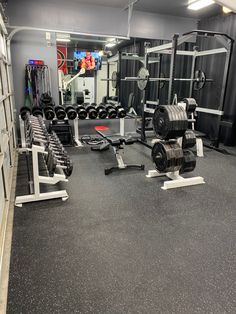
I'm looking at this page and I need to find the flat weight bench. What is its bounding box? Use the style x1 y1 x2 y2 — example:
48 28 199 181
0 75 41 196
95 126 145 175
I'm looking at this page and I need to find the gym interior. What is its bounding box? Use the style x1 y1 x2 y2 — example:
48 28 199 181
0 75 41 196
0 0 236 313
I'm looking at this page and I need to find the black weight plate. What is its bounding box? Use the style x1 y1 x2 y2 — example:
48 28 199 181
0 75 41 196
66 106 77 120
182 98 197 113
117 108 126 118
111 71 119 89
41 93 52 104
77 105 87 119
152 141 183 173
153 105 188 139
88 109 98 119
107 108 117 119
98 109 107 119
194 70 206 90
20 106 31 120
182 130 196 149
67 110 77 120
180 150 196 173
44 108 55 120
32 106 43 117
159 72 165 89
137 67 149 91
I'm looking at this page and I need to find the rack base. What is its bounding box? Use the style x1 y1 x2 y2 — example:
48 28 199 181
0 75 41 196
146 170 205 190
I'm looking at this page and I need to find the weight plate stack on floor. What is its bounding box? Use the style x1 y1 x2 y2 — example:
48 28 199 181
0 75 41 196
180 150 196 173
153 105 188 139
182 130 196 149
152 141 184 173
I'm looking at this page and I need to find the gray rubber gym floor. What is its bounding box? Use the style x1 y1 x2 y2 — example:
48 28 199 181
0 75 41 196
7 142 236 313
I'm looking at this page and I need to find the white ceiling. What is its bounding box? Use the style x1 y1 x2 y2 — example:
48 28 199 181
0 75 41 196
215 0 236 11
76 0 223 18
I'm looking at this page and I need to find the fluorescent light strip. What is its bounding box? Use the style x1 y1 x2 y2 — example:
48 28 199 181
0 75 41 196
222 6 232 13
188 0 215 10
56 38 71 42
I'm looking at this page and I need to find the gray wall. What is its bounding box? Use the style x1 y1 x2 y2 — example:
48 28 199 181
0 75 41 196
10 31 59 110
7 0 197 40
7 0 197 109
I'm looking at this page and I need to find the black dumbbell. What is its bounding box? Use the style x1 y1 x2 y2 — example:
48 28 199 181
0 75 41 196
76 105 87 120
105 104 117 119
44 105 55 120
54 105 66 120
65 105 77 120
20 106 31 120
32 106 43 117
113 103 126 118
85 103 98 119
96 103 107 119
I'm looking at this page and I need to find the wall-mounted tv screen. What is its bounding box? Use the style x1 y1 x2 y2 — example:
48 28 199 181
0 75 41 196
73 51 102 71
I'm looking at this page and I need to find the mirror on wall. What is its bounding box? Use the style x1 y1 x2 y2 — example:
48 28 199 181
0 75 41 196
55 33 194 115
56 34 122 106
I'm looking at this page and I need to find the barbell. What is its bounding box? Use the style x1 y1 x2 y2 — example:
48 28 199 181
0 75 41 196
102 69 213 91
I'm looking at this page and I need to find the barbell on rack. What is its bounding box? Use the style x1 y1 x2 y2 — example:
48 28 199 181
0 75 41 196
123 68 213 91
102 68 213 91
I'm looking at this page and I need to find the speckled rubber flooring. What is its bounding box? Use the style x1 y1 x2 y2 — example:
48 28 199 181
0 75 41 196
7 142 236 314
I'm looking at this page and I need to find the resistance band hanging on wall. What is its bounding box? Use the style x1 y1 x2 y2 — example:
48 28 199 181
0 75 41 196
24 64 52 108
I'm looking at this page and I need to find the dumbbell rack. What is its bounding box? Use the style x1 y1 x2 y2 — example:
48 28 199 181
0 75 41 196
15 144 69 207
16 116 69 206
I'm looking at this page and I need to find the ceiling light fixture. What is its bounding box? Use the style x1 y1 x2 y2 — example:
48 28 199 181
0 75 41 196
105 42 116 48
56 38 71 42
222 6 232 13
56 33 71 42
188 0 215 10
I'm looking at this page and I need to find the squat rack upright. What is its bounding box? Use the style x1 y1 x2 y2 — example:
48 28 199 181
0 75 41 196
104 51 160 104
140 30 234 149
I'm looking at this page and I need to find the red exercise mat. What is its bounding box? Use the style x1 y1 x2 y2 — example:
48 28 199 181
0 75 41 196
95 126 109 131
